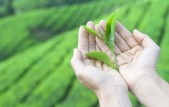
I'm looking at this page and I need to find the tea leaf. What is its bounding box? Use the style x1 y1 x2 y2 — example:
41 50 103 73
106 10 118 41
106 41 114 53
82 25 97 36
82 10 119 70
86 51 116 69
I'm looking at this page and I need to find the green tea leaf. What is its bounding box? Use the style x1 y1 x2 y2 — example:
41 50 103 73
82 25 97 36
106 10 118 41
106 41 114 53
86 51 116 69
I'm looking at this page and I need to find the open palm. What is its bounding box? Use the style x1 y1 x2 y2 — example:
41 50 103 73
71 21 127 93
96 20 160 89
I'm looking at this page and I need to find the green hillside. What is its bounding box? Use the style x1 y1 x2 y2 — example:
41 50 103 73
0 0 92 15
0 0 124 61
0 0 169 107
12 0 91 12
12 0 131 13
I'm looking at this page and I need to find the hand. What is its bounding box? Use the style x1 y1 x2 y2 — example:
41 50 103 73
71 21 127 94
71 21 132 107
95 20 160 90
96 20 169 107
115 22 161 90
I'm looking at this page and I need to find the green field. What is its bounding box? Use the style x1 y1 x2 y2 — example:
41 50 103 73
0 0 169 107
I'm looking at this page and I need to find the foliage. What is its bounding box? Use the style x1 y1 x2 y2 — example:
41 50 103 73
83 10 118 69
0 0 168 107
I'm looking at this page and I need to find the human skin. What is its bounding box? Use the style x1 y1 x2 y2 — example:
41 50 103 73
71 21 131 107
96 20 169 107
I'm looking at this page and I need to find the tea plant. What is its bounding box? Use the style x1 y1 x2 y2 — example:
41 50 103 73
83 10 118 70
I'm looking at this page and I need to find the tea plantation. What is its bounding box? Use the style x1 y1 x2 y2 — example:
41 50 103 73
0 0 168 107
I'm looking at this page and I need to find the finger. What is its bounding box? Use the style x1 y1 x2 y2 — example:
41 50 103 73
99 20 106 31
116 21 139 48
96 37 113 58
115 32 130 52
95 60 102 69
71 49 85 74
110 54 116 65
87 21 96 52
133 29 160 67
97 24 105 37
96 43 101 51
115 44 121 55
103 64 109 71
78 26 89 56
83 59 94 66
95 24 104 39
133 29 159 49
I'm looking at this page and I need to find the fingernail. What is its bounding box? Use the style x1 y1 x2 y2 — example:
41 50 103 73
116 20 120 23
99 20 106 24
80 26 85 31
80 26 83 29
88 21 93 23
133 29 138 34
116 21 121 25
87 21 94 26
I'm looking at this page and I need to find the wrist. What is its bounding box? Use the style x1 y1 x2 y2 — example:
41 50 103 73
125 69 157 91
131 70 158 91
96 87 131 107
131 70 169 107
96 87 125 99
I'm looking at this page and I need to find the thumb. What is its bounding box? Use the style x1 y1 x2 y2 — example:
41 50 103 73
71 49 84 73
133 29 159 48
133 29 160 67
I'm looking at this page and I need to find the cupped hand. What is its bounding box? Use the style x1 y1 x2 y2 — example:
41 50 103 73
95 20 160 90
71 21 127 95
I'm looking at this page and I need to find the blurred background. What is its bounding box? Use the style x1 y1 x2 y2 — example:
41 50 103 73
0 0 169 107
